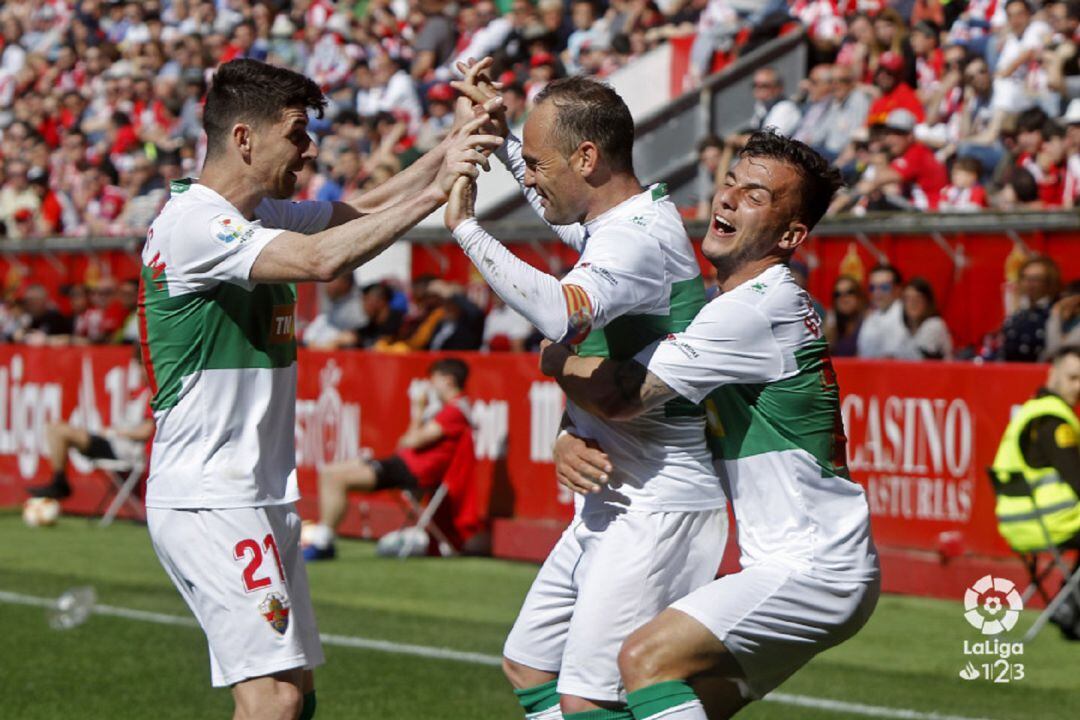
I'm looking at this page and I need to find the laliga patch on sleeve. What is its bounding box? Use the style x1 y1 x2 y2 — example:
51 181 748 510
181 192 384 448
210 214 258 245
1054 422 1078 449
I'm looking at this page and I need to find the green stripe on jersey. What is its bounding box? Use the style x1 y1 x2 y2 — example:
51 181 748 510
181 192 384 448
577 276 706 418
705 337 850 478
141 264 297 411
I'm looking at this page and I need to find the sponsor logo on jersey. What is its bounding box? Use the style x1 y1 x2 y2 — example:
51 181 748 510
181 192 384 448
270 304 296 344
578 263 618 287
663 333 699 359
210 215 257 245
259 592 291 635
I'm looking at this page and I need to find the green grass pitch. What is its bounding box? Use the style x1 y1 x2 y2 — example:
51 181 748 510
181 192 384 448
1 511 1078 719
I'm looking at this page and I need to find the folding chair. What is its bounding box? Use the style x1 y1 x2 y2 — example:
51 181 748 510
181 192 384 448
93 457 146 528
394 483 456 559
987 468 1080 641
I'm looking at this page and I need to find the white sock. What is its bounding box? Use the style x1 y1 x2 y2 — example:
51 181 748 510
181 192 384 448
527 706 564 720
639 700 707 719
307 523 335 549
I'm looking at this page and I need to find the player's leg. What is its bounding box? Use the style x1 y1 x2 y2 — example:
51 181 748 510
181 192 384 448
231 668 305 720
503 519 587 719
148 506 325 718
30 423 95 498
557 509 726 720
304 457 382 559
298 669 317 719
620 609 747 720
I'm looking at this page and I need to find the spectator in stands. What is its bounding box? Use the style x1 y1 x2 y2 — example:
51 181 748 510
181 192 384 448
483 295 534 351
693 134 724 220
377 274 447 352
996 165 1046 208
857 264 907 358
866 50 925 126
303 273 367 350
502 82 530 132
911 20 945 106
951 55 1008 182
838 108 947 211
1021 120 1069 206
1000 256 1061 362
824 274 867 358
717 66 801 172
793 63 835 150
354 281 405 348
835 13 880 85
412 0 458 81
896 277 953 359
415 83 457 152
873 8 917 87
114 279 140 344
993 0 1053 116
0 160 39 239
305 358 480 560
819 63 871 162
1044 280 1080 360
938 156 989 210
11 283 73 344
428 279 486 351
1064 99 1080 206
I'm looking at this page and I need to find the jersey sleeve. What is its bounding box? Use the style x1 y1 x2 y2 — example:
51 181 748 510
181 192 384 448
255 198 333 233
433 403 470 439
635 298 783 404
169 208 285 292
559 223 666 333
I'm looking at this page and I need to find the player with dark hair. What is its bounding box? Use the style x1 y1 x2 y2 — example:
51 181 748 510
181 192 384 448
541 131 879 719
139 58 500 720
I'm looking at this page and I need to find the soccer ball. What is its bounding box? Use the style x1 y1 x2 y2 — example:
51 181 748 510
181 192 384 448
23 497 61 527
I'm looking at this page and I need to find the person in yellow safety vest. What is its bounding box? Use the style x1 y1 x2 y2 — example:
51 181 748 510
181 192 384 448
992 345 1080 639
992 345 1080 551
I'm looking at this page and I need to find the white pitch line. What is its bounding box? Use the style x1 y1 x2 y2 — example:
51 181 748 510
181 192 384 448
0 589 993 720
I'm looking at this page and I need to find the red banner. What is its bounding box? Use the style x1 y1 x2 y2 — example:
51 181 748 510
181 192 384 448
0 347 1060 566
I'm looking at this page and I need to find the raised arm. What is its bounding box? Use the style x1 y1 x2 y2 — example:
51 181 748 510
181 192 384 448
539 342 678 420
452 59 586 251
252 117 501 282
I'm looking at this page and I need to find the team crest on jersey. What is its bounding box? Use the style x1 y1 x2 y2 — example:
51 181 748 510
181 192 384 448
259 592 291 635
210 214 257 245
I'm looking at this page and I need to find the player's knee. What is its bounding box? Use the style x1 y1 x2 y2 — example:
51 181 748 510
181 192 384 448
618 629 670 690
272 682 304 720
502 656 549 690
236 681 303 720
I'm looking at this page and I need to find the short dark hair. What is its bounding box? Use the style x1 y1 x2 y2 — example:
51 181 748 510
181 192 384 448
952 155 982 176
1016 107 1048 134
1052 345 1080 364
697 134 723 154
534 77 635 174
739 130 843 230
1006 167 1039 203
869 263 903 285
904 276 939 317
203 59 326 158
429 358 469 389
362 281 392 303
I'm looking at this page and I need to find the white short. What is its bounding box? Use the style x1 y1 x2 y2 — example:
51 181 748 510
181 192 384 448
504 508 727 702
672 562 880 699
148 503 325 687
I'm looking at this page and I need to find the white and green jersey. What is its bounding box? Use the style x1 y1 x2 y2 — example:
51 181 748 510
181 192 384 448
565 187 726 515
640 264 878 579
139 181 332 509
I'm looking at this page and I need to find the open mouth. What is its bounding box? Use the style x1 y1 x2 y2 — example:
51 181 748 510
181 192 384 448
713 215 736 236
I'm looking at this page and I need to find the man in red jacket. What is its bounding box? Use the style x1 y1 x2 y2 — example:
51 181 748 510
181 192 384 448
304 357 482 559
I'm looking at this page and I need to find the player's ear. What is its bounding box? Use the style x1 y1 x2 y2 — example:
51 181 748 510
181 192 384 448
232 123 252 160
575 141 599 177
779 222 808 252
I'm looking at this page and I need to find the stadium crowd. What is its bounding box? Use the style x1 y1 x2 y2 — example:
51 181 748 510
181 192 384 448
0 0 1078 361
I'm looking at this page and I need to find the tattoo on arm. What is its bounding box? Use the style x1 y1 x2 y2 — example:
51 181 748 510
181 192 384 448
613 362 677 415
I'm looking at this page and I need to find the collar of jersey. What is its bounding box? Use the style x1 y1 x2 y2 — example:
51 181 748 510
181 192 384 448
583 182 665 235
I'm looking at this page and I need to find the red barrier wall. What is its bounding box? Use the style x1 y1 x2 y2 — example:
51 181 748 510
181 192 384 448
0 346 1067 598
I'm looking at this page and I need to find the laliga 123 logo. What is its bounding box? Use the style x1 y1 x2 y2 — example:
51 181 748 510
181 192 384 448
963 575 1023 635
